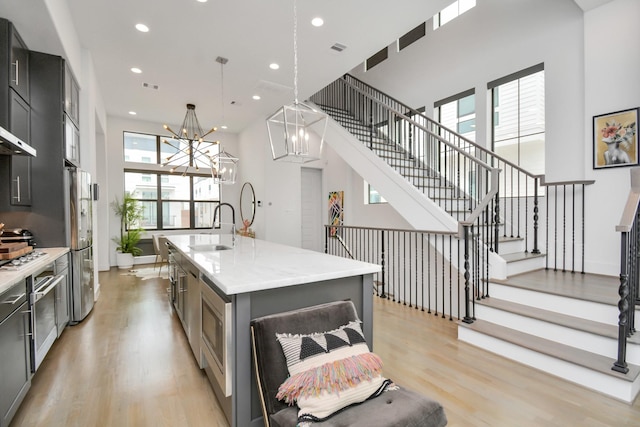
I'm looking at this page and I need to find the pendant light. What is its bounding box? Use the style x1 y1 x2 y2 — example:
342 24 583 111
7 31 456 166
162 103 218 175
266 0 328 163
210 56 238 185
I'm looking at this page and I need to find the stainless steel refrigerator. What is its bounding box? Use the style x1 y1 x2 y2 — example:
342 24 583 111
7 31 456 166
68 168 95 323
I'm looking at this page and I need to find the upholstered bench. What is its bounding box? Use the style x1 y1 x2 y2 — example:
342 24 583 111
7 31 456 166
250 300 447 427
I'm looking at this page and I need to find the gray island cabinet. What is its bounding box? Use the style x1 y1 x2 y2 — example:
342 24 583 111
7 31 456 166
166 234 380 427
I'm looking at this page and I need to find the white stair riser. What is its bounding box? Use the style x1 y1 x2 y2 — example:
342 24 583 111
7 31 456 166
506 256 546 276
489 283 620 324
497 239 525 255
475 305 640 365
458 326 640 403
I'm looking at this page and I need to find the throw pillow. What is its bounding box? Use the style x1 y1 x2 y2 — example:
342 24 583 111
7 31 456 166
275 321 391 424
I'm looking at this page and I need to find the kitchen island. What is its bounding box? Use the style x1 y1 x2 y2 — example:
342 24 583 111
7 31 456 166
166 234 380 427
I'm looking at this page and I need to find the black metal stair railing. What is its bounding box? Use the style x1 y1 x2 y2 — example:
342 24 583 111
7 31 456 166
613 169 640 373
312 74 605 354
311 74 542 255
325 224 486 321
541 178 595 274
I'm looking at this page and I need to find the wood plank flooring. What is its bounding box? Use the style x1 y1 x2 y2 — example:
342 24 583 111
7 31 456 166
10 266 640 426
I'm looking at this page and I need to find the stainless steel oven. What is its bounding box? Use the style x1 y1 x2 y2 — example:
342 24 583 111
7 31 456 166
29 263 64 372
200 273 232 397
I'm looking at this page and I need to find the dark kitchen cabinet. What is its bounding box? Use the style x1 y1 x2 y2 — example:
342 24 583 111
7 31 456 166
64 63 79 127
25 51 71 247
0 19 33 211
55 253 70 337
63 63 80 165
8 89 32 206
1 19 31 118
0 279 31 427
8 23 29 103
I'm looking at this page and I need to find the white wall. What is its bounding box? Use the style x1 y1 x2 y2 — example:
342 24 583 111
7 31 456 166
103 116 239 269
582 0 640 274
335 0 640 275
235 0 639 275
237 112 413 249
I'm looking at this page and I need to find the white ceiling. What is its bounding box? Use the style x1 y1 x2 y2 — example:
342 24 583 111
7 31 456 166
0 0 452 133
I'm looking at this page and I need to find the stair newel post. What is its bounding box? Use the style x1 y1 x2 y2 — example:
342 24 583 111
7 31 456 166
631 208 639 335
613 231 630 374
381 229 387 299
368 98 374 150
462 225 474 324
494 184 500 255
324 226 329 254
532 176 540 254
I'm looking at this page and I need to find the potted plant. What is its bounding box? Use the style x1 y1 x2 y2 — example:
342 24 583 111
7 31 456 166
111 192 144 269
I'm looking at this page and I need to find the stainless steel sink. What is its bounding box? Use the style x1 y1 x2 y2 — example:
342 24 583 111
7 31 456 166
188 244 232 252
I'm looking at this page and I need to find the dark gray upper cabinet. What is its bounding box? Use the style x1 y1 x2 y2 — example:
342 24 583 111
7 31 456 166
0 18 32 209
8 90 31 206
9 22 29 104
64 63 79 127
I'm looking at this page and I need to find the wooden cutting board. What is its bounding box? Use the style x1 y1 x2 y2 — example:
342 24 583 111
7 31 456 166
0 246 32 259
0 242 28 253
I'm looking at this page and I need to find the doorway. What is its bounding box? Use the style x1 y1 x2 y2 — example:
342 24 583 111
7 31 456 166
301 168 323 252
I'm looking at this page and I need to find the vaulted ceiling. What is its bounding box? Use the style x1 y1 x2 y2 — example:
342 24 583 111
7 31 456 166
0 0 454 132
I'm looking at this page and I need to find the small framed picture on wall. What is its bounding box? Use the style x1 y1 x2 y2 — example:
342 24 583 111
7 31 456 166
593 107 638 169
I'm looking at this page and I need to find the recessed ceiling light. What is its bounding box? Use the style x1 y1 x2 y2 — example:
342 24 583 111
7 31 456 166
253 95 261 100
135 23 149 33
131 67 142 74
129 111 137 115
311 17 324 27
269 63 280 70
221 125 228 130
196 0 208 2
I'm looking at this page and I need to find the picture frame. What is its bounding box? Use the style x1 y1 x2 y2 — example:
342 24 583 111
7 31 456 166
593 107 638 169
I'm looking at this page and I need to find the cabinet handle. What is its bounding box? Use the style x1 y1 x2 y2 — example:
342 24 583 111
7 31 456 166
12 59 19 85
13 175 21 202
2 294 25 305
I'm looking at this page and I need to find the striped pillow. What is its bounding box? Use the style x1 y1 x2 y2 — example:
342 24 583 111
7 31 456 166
275 321 390 424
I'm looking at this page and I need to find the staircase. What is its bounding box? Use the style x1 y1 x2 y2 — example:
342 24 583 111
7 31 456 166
310 74 640 403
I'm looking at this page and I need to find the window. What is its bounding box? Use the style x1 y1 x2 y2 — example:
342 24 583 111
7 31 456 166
490 64 545 175
123 131 220 230
435 89 476 141
365 182 387 204
433 0 476 30
398 23 426 51
124 132 158 163
365 47 388 71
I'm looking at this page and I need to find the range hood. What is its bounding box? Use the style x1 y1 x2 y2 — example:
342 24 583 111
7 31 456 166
0 125 36 157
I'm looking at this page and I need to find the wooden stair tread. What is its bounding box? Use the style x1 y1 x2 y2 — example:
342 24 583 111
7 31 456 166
501 252 546 263
476 297 619 339
491 269 620 305
460 319 640 382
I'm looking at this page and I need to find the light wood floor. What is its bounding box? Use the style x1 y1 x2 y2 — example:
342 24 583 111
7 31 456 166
10 266 640 426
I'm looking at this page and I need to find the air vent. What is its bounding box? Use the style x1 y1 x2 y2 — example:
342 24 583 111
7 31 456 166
143 82 159 90
330 43 347 52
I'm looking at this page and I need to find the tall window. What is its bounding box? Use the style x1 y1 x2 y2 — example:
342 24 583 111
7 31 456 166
435 89 476 141
490 64 545 175
123 132 220 230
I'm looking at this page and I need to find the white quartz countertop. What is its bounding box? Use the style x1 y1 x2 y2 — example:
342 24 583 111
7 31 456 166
166 234 381 295
0 247 70 294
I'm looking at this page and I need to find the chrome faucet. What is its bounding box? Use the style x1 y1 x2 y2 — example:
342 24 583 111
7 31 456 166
213 202 236 243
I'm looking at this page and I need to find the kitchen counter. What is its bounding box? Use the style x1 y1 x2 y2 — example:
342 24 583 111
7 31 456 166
166 233 381 295
0 247 69 293
166 234 381 427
